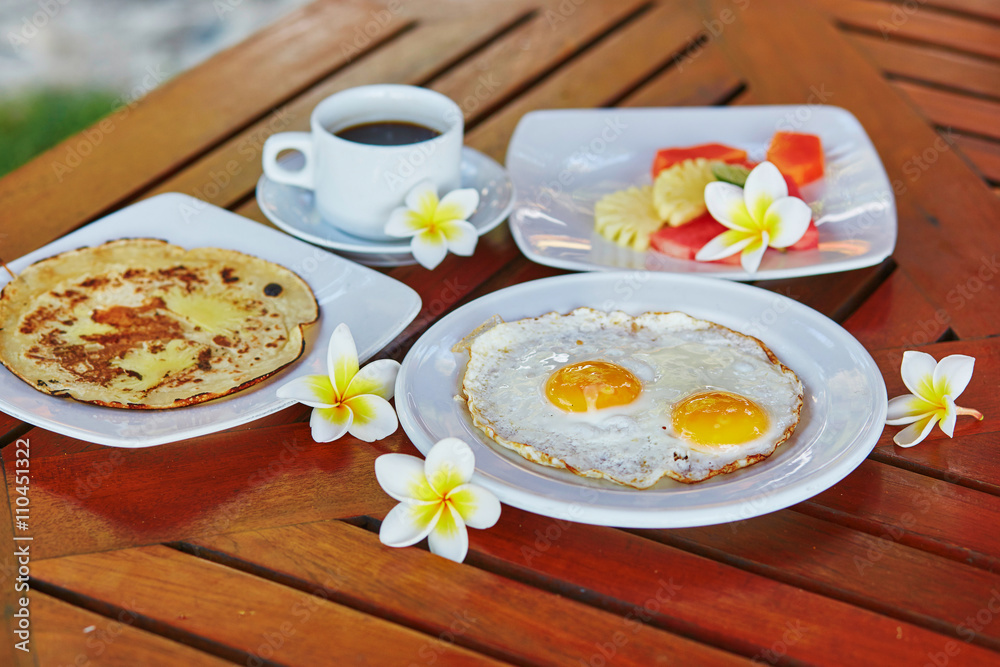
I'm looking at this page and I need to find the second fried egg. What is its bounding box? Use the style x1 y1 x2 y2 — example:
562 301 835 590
461 308 803 488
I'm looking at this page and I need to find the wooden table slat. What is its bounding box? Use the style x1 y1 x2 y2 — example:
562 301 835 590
643 511 1000 650
34 592 232 667
187 520 750 666
33 544 511 666
456 505 1000 665
847 31 1000 100
818 0 1000 61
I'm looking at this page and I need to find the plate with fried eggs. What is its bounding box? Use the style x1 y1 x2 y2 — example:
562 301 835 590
395 273 887 528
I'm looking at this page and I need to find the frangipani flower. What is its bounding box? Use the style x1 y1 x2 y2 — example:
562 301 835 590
385 179 480 270
695 161 811 273
276 323 400 443
376 438 501 563
885 351 983 447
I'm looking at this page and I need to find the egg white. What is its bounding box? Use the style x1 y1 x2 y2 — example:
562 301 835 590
462 308 804 488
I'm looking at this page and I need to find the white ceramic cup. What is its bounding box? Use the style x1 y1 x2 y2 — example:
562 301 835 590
262 84 463 241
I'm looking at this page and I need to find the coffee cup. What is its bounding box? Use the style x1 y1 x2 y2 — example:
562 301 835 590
262 84 463 241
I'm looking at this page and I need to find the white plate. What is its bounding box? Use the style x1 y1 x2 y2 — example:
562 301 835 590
396 273 887 528
0 193 421 448
256 147 515 267
506 106 897 280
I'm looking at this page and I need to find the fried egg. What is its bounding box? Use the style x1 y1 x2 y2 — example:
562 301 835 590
461 308 803 488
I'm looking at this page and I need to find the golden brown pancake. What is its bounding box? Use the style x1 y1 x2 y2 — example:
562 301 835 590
0 238 318 409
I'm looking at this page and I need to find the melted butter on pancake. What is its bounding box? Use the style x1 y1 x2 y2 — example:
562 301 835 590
0 239 318 409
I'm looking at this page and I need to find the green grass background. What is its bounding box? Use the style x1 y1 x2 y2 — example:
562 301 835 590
0 89 119 178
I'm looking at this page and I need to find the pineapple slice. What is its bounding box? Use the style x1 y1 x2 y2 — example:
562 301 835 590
594 185 661 251
652 158 717 227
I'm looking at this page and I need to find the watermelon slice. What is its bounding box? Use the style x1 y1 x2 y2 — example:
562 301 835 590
651 143 748 179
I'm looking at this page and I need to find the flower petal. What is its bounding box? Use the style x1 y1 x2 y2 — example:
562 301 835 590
346 359 400 400
379 501 441 548
704 182 756 231
411 229 448 270
900 350 937 400
425 438 476 496
385 207 423 237
310 405 352 443
739 231 769 274
744 161 787 223
441 220 478 257
374 453 427 502
343 394 398 442
892 412 940 448
886 394 937 425
327 323 359 399
404 179 439 212
427 503 469 563
449 483 501 530
933 354 975 401
764 197 812 248
695 230 755 261
275 375 335 408
939 395 958 438
436 188 480 221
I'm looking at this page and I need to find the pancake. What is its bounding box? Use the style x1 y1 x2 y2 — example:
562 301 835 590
0 238 318 409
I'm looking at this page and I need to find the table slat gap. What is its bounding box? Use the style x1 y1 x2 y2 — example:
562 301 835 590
461 1 658 135
869 438 1000 497
815 0 1000 61
30 577 264 666
791 504 997 573
168 536 542 667
601 32 707 108
632 524 1000 653
415 9 542 89
866 0 1000 27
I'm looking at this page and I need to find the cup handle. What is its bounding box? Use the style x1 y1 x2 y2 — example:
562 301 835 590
262 132 315 190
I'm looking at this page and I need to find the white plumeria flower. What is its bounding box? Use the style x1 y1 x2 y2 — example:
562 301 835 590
385 179 480 270
375 438 501 563
276 323 400 443
885 351 983 447
695 161 812 273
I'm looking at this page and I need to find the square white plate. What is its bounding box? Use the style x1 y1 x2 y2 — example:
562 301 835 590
506 106 897 280
0 193 421 447
396 273 887 528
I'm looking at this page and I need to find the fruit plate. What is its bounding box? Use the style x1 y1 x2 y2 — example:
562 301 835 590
505 105 897 280
0 193 421 447
395 273 887 528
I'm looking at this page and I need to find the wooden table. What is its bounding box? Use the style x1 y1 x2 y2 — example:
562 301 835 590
2 0 999 664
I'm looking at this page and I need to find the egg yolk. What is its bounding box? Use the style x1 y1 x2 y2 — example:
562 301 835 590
671 391 768 446
545 361 641 412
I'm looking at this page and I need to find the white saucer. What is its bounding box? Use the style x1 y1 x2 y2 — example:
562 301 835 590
257 147 515 267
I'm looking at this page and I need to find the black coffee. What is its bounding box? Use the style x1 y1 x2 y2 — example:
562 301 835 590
334 121 441 146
